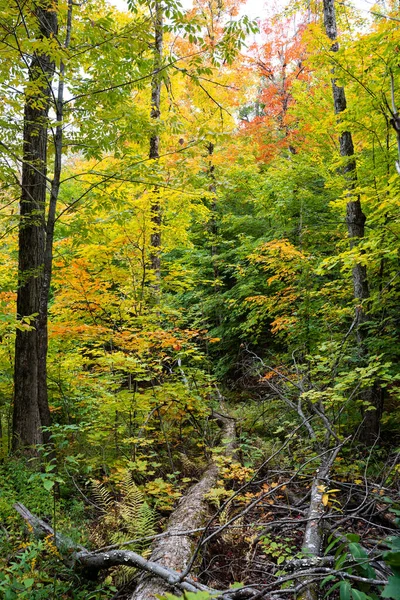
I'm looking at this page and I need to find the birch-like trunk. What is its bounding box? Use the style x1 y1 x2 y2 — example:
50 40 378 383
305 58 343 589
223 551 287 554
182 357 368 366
322 0 381 442
149 0 163 283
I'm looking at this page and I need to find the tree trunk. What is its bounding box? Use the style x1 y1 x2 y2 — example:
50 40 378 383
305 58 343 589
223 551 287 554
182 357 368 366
207 142 218 276
37 0 73 446
13 2 58 452
322 0 381 442
149 0 163 283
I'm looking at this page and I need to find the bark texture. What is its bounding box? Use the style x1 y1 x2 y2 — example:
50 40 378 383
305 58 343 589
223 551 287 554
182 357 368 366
322 0 380 442
149 0 163 281
301 448 340 600
36 0 73 448
323 0 369 306
13 2 58 451
132 465 219 600
130 409 237 600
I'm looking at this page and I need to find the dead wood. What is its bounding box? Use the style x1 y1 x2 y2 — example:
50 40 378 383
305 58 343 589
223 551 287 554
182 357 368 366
131 465 219 600
14 502 211 593
14 501 260 600
300 447 341 600
131 406 238 600
14 502 85 560
13 408 239 600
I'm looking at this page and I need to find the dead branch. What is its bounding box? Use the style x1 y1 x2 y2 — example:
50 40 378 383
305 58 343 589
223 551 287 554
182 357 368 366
14 502 260 600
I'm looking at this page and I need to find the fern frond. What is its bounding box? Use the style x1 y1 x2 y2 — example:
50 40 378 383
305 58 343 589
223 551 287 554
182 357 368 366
121 485 144 522
91 480 113 511
135 503 156 538
110 531 140 551
112 564 137 586
121 471 137 497
89 472 158 586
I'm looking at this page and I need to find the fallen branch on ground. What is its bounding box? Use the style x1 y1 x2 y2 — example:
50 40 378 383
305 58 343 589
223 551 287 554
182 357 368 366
14 501 260 599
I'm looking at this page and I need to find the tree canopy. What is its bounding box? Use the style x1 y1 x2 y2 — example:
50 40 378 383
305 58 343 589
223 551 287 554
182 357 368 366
0 0 399 599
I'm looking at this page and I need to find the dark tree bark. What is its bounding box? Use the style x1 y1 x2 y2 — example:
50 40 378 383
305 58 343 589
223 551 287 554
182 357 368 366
322 0 369 308
13 1 58 451
149 0 163 283
13 0 72 452
322 0 381 442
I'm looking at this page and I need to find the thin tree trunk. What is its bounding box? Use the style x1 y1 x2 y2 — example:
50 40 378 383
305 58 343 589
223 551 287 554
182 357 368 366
207 142 218 278
206 141 223 325
13 2 58 451
322 0 381 442
37 0 73 444
149 0 163 284
322 0 369 307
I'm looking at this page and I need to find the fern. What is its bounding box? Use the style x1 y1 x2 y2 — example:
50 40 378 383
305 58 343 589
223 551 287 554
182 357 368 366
91 480 114 512
90 473 157 585
220 506 244 544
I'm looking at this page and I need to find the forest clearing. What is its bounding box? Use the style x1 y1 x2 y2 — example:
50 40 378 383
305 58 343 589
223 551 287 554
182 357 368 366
0 0 400 598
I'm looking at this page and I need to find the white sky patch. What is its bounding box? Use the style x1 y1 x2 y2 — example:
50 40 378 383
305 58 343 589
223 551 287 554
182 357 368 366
110 0 382 19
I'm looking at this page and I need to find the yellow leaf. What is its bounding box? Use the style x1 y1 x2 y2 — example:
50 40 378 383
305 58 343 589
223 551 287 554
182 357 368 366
322 493 329 506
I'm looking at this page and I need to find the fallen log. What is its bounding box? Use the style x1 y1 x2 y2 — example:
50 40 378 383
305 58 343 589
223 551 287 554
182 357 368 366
131 406 238 600
14 502 210 593
300 446 341 600
14 502 85 561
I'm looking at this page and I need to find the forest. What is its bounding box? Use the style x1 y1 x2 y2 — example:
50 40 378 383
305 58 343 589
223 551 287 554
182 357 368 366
0 0 399 598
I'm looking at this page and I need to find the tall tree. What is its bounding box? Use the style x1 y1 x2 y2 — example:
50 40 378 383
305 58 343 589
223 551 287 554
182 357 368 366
13 1 59 450
149 0 163 284
322 0 381 442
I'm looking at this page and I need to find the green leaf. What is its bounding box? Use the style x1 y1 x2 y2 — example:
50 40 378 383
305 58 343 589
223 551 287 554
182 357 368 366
340 580 352 600
382 576 400 600
351 589 370 600
325 581 342 597
43 479 55 491
321 575 335 587
346 534 361 543
348 542 368 560
23 579 34 588
384 551 400 569
325 537 341 555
